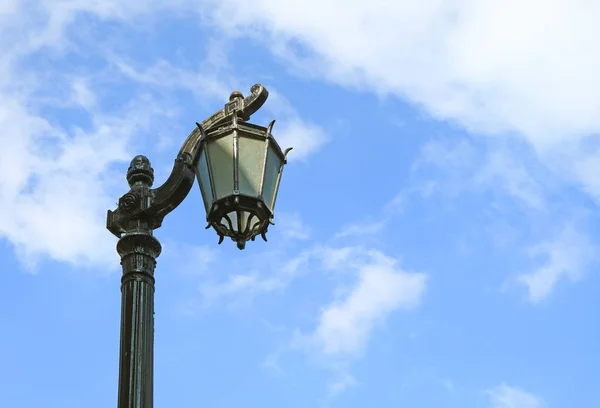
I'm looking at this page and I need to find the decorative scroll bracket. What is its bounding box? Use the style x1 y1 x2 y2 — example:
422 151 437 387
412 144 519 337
178 84 269 163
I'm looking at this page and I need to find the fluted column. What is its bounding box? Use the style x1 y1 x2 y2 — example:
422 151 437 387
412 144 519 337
116 230 161 408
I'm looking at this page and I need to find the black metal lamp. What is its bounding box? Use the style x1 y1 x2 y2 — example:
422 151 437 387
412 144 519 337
106 84 292 408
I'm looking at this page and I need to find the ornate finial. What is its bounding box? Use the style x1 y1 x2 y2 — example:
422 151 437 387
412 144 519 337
227 90 246 120
127 155 154 187
229 90 244 101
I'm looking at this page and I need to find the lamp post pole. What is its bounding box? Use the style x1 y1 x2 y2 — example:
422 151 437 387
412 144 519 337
115 157 161 408
107 85 291 408
108 152 194 408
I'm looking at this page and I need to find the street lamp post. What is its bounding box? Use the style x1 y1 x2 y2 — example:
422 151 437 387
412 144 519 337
106 84 291 408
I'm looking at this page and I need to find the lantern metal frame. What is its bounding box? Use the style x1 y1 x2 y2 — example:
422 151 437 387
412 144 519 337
195 112 292 249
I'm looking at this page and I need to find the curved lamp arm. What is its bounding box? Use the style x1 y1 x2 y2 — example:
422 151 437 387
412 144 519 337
107 84 269 237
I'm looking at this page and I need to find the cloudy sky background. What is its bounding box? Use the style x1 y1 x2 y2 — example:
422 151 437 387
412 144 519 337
0 1 598 407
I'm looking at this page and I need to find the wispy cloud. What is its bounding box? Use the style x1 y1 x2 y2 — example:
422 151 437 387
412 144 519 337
275 212 312 241
113 48 329 162
0 2 327 270
411 138 548 210
201 0 600 148
194 246 312 308
280 247 426 395
327 367 358 397
294 249 426 358
0 1 188 269
111 40 234 104
401 135 598 302
0 90 170 269
334 218 387 240
513 225 596 303
261 90 329 161
487 383 543 408
175 237 426 395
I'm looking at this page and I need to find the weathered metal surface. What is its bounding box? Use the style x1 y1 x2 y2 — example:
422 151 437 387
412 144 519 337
117 231 160 408
109 156 163 408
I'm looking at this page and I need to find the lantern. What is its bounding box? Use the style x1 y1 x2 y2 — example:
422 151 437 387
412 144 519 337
193 102 291 249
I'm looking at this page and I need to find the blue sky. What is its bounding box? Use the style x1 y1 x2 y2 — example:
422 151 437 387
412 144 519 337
0 1 599 407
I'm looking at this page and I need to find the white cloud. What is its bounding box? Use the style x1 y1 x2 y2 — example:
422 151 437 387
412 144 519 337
189 246 365 310
188 244 426 357
3 0 599 199
570 148 600 202
113 51 328 162
487 384 543 408
197 0 600 204
0 2 326 269
262 349 284 376
279 247 426 396
409 137 598 301
0 90 170 269
275 212 311 240
334 218 387 240
413 138 477 174
1 0 180 58
164 243 220 277
443 379 455 391
515 225 596 303
259 89 328 161
70 78 97 109
0 1 185 269
310 251 426 357
0 0 19 16
196 248 312 306
285 249 426 359
272 117 326 161
411 138 547 210
112 43 234 104
173 236 424 394
314 246 360 272
202 0 600 144
475 150 545 211
327 369 358 396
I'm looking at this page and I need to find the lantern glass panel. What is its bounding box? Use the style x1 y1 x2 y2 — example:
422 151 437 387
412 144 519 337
227 211 238 232
219 218 229 230
239 210 250 232
226 210 251 232
250 216 261 231
206 135 234 199
262 144 283 211
196 148 213 212
238 135 266 197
